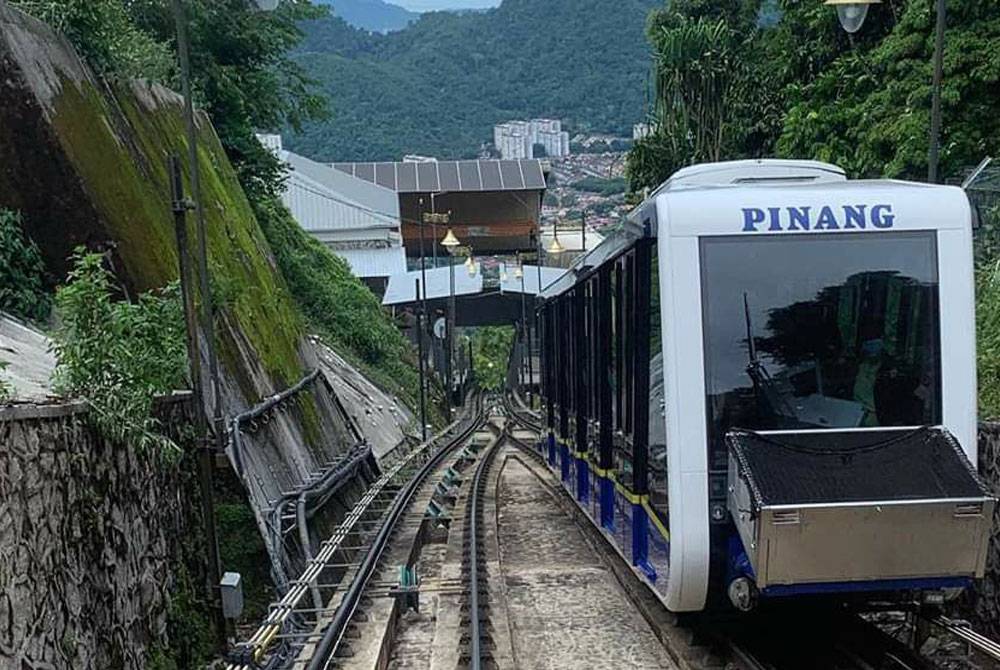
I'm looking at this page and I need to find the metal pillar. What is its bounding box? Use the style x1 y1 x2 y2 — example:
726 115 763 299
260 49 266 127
415 279 427 442
928 0 946 183
598 266 614 531
170 1 224 644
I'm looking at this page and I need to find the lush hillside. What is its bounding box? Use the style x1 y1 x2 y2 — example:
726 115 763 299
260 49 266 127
288 0 660 161
314 0 418 33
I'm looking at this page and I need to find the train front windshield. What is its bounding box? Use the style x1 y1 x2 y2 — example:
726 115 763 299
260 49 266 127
700 231 942 451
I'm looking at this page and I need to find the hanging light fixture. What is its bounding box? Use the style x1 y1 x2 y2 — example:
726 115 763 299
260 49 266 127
547 235 565 255
441 228 460 248
514 264 524 280
500 263 509 283
467 261 478 277
824 0 880 33
465 254 475 271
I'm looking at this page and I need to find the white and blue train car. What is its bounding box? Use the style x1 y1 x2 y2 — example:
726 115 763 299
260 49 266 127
535 159 995 612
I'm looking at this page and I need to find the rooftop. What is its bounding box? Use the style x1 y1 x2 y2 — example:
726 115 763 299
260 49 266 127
332 159 547 194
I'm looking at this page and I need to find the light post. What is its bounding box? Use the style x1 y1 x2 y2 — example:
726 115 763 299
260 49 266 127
440 221 460 417
823 0 879 33
515 260 529 398
825 0 945 182
171 0 292 642
927 0 946 182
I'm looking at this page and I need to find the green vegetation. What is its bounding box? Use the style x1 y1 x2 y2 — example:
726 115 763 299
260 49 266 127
288 0 661 161
0 361 11 403
14 0 424 410
573 176 627 196
253 199 428 411
146 565 216 670
628 0 1000 190
0 209 51 323
472 326 514 391
215 471 272 622
51 251 187 455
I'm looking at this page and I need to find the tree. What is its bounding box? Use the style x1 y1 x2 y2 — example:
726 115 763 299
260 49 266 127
776 0 1000 180
0 209 51 323
627 2 765 192
13 0 328 199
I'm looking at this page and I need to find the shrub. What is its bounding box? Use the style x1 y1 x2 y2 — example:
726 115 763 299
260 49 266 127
52 250 187 454
252 197 433 416
0 361 11 403
0 209 52 323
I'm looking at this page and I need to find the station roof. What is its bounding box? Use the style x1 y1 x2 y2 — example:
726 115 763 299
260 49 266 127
332 247 407 279
381 265 564 306
382 266 483 305
332 159 547 194
281 149 399 232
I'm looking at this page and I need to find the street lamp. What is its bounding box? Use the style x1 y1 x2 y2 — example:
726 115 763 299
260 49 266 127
547 233 565 256
440 223 460 417
824 0 944 182
824 0 879 33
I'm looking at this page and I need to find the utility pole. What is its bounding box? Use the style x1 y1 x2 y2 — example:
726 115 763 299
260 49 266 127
415 278 427 442
170 0 225 644
927 0 947 183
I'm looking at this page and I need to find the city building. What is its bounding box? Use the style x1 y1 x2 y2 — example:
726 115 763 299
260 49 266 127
633 122 655 140
494 118 570 160
257 134 406 296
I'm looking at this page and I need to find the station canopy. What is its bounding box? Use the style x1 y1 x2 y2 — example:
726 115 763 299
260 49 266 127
332 159 546 193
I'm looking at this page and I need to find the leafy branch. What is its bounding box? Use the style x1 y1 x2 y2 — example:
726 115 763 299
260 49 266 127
52 250 187 455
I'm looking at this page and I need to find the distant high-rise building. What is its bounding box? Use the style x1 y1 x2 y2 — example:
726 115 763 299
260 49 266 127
494 118 570 159
633 122 655 140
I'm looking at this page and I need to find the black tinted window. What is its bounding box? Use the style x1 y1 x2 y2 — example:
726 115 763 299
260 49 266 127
700 232 941 459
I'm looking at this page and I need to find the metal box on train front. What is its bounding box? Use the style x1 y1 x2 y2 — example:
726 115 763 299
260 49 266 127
727 428 995 591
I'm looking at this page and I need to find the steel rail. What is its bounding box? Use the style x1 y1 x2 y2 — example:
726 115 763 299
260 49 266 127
928 615 1000 661
467 427 503 670
226 400 481 670
303 400 488 670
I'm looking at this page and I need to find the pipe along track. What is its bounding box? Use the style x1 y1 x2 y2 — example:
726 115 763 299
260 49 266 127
226 396 486 670
302 401 489 670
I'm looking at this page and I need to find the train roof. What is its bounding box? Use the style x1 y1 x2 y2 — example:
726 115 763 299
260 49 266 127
540 161 972 300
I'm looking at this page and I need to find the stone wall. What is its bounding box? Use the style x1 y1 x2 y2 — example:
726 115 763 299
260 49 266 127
0 397 211 669
959 423 1000 637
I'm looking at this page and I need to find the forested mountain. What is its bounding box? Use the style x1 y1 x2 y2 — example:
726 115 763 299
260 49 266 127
314 0 418 33
287 0 660 161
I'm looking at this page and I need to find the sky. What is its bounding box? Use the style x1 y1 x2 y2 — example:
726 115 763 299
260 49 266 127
392 0 500 10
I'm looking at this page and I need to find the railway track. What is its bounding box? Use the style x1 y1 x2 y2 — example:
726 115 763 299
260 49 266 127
225 395 488 669
230 390 1000 670
501 392 1000 670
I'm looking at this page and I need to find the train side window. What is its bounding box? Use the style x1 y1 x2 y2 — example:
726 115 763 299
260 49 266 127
648 245 669 522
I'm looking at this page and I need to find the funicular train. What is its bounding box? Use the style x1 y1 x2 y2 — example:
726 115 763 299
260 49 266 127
533 159 996 612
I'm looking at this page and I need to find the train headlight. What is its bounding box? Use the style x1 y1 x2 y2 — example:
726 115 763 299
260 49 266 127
824 0 880 33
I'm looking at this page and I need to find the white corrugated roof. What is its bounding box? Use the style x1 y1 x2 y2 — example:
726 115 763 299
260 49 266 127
382 266 484 305
0 313 57 403
331 247 407 279
280 149 400 234
497 265 566 295
332 159 547 193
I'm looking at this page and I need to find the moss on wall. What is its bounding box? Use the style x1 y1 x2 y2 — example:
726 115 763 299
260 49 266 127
44 77 305 391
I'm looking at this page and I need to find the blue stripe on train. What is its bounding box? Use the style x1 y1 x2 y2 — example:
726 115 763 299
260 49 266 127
762 576 972 597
